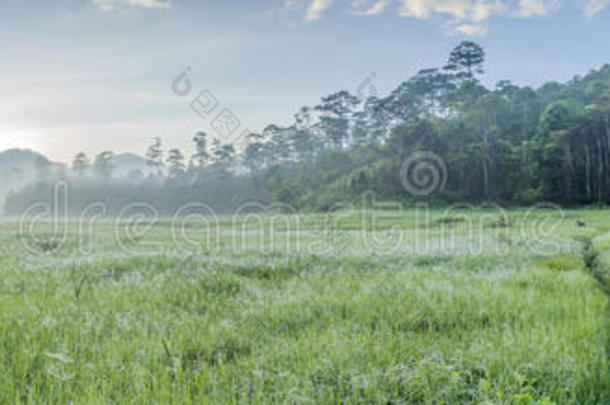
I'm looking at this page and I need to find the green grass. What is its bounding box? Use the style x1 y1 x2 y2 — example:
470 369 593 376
0 207 609 403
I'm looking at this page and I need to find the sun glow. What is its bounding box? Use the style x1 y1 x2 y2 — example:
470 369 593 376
0 127 44 153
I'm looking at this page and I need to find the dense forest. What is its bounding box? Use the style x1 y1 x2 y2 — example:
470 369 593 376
6 41 610 215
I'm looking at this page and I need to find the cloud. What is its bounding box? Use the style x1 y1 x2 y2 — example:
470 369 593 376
454 23 488 36
514 0 557 17
399 0 509 22
399 0 463 19
398 0 510 34
305 0 335 21
93 0 171 12
288 0 610 34
128 0 171 8
584 0 610 16
93 0 117 12
351 0 390 15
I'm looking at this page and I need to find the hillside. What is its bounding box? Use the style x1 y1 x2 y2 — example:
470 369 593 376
0 149 67 213
0 150 163 214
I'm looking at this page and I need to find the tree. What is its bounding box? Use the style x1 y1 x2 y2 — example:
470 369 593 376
444 41 485 80
290 126 317 163
535 100 584 202
315 91 360 149
293 106 325 157
166 149 186 179
93 151 115 179
263 124 292 164
408 68 454 116
192 132 209 168
378 81 422 125
244 141 265 174
211 140 236 174
464 93 511 198
351 97 391 149
146 137 163 175
388 119 440 166
72 152 89 176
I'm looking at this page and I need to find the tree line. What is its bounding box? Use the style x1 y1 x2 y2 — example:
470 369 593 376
6 41 610 215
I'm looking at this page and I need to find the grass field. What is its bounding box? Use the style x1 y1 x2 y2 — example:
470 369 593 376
0 207 609 403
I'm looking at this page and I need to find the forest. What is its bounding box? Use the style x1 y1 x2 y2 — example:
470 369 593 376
6 41 610 215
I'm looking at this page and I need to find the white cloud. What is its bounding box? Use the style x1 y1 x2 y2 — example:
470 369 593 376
93 0 118 12
400 0 460 19
515 0 557 17
351 0 390 15
128 0 171 9
305 0 336 21
93 0 171 12
454 23 488 36
398 0 561 35
584 0 610 16
288 0 610 35
399 0 509 22
398 0 510 34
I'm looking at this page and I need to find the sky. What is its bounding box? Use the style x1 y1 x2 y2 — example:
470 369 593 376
1 0 609 163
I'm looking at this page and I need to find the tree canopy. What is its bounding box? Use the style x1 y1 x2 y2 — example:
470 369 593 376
6 41 610 215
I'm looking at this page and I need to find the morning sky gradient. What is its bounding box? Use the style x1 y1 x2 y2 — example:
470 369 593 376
1 0 609 162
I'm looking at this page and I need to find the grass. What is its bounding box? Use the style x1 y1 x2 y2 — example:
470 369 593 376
0 207 609 403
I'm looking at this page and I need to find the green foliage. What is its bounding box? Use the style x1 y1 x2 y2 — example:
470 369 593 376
581 237 610 296
444 41 486 79
250 45 610 208
536 253 583 272
8 43 610 214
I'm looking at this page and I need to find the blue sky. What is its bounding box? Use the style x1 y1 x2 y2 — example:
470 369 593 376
1 0 609 162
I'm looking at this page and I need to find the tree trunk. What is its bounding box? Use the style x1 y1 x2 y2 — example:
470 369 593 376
564 145 574 200
482 157 489 198
604 115 610 200
585 145 592 201
597 134 604 202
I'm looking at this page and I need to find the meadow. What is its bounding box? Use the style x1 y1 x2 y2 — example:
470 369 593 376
0 207 609 404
